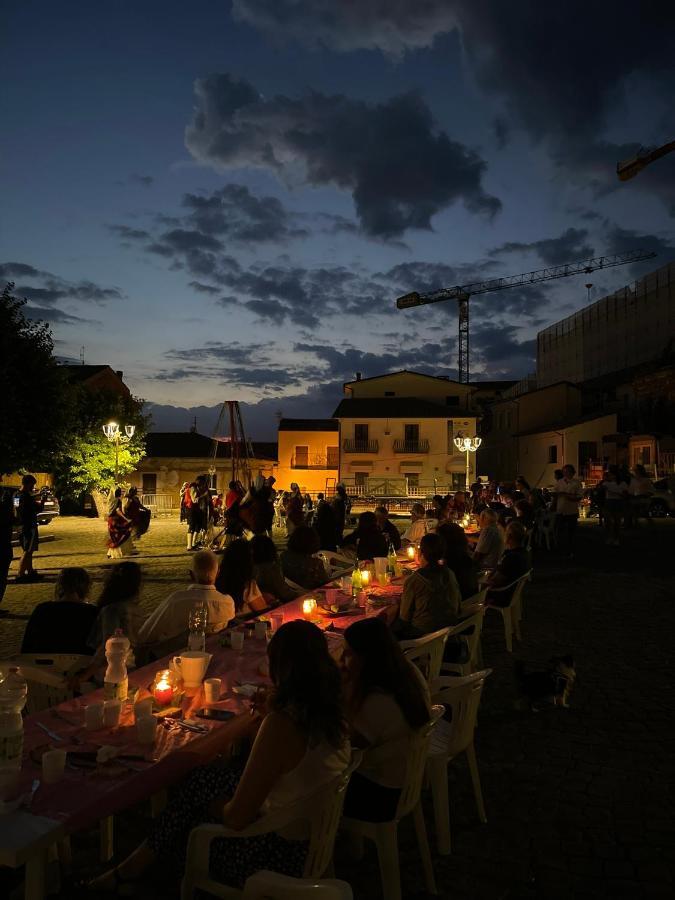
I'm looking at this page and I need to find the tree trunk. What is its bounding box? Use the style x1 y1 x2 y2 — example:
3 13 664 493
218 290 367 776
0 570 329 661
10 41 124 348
91 489 109 518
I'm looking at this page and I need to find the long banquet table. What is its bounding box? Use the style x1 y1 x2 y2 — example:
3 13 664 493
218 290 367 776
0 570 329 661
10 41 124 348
0 564 412 899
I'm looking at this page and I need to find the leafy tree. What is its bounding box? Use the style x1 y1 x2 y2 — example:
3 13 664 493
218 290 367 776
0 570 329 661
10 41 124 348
0 283 75 474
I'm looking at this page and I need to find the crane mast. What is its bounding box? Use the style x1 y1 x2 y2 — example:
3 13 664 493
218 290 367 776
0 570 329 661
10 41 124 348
396 249 657 383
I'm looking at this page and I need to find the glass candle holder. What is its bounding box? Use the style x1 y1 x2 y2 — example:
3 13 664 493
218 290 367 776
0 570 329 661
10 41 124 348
406 545 415 559
152 669 177 707
302 597 317 620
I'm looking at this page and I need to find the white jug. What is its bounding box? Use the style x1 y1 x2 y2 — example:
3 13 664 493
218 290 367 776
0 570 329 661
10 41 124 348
173 651 212 688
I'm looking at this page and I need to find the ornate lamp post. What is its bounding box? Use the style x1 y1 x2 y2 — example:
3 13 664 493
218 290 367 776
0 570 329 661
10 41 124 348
102 421 136 484
454 435 481 489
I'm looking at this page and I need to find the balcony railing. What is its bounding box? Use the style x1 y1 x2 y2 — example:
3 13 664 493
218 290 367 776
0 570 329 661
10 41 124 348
393 439 430 454
343 438 379 453
291 455 338 469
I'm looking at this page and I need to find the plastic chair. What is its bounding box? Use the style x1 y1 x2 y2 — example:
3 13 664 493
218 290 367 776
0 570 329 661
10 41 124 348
399 627 450 688
243 871 353 899
485 572 532 652
440 607 485 677
340 706 444 900
426 670 492 855
181 752 362 900
284 577 306 594
534 511 556 550
314 551 355 579
4 653 92 714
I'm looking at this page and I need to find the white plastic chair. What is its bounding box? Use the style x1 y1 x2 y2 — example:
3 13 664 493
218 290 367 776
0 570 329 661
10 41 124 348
534 511 556 550
284 577 306 594
314 551 355 579
440 607 485 677
427 670 492 854
399 627 450 688
243 871 353 899
485 572 532 652
181 752 362 900
3 653 92 714
340 706 444 900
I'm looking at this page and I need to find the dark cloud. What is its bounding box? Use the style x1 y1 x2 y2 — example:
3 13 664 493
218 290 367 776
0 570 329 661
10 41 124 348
129 173 154 187
188 280 221 295
22 305 91 325
490 228 595 266
0 262 43 279
182 184 308 242
493 117 510 150
4 264 123 311
185 73 501 237
148 228 223 256
107 224 152 241
603 225 675 278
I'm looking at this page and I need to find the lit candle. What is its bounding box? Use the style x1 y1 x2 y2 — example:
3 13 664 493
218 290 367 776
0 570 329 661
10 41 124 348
360 569 370 586
302 597 317 620
153 671 173 707
406 545 415 559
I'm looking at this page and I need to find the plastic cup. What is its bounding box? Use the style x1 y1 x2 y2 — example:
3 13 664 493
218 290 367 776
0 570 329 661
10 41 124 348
254 620 268 640
270 613 283 634
133 697 154 723
42 749 67 784
230 630 245 651
374 557 387 580
136 715 157 746
204 678 222 704
103 700 122 729
341 576 352 594
84 703 104 731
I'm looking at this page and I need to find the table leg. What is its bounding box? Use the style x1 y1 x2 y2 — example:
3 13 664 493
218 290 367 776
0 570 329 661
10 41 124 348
100 815 114 862
24 849 46 900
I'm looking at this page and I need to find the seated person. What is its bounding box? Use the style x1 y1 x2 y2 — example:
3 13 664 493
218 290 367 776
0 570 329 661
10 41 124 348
486 521 530 607
393 533 461 639
90 621 350 893
314 499 338 551
401 503 427 544
374 505 402 551
216 540 267 616
472 509 504 570
514 499 535 530
342 511 389 561
251 535 301 604
341 617 430 822
436 522 479 600
280 526 326 590
138 550 235 647
21 567 98 655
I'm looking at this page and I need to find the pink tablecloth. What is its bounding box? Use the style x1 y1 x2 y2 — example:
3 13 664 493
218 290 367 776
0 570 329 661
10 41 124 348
14 573 409 834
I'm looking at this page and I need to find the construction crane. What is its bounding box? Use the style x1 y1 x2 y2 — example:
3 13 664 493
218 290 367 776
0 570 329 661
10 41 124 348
395 249 657 383
617 139 675 182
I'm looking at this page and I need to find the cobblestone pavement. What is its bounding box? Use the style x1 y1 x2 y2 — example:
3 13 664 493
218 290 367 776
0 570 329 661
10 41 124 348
2 516 674 899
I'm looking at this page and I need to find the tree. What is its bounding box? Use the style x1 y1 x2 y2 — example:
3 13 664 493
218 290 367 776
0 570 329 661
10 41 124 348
0 283 75 474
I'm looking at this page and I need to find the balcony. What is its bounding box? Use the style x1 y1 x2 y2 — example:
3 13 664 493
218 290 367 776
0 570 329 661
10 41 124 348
393 439 430 454
343 438 379 453
291 455 339 469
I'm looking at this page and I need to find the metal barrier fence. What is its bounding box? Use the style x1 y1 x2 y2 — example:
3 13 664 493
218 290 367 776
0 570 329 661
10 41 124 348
141 493 178 515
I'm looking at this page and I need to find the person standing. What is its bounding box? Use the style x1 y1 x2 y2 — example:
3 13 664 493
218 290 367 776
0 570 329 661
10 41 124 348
284 482 305 536
555 464 583 558
628 464 654 527
16 474 44 582
0 478 14 613
601 466 629 546
331 483 351 545
187 475 211 551
107 487 132 559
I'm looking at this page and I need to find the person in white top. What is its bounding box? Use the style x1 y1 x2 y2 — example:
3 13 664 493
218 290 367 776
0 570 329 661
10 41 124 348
91 620 350 891
137 549 234 648
402 502 428 544
555 464 583 558
340 617 430 822
472 508 504 570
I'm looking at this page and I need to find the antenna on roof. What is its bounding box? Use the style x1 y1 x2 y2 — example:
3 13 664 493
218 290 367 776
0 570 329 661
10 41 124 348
190 416 197 433
80 345 85 365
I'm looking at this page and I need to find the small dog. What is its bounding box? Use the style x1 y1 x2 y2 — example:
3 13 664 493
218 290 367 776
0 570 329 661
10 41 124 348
515 656 576 710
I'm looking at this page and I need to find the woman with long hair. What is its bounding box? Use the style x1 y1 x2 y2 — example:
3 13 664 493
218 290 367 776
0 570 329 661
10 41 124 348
280 525 326 590
436 522 479 600
106 487 132 559
216 539 266 614
341 617 430 821
394 532 462 639
251 534 300 604
341 511 388 561
90 621 349 892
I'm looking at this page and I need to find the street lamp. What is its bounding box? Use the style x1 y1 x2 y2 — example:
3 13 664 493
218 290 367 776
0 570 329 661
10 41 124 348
102 421 136 483
454 435 481 489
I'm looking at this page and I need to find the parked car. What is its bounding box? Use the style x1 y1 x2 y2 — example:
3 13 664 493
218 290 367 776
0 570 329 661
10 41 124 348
8 485 60 527
649 479 675 518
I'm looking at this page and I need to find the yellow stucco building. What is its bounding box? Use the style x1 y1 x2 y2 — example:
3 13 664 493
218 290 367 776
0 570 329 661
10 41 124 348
274 419 339 494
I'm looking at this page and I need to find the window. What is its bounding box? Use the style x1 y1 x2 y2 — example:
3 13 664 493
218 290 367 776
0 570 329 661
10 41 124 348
404 424 419 443
354 424 369 442
445 395 459 406
294 445 308 467
547 445 558 464
142 473 157 494
405 473 419 489
447 421 454 451
327 445 339 467
354 472 369 487
451 473 465 491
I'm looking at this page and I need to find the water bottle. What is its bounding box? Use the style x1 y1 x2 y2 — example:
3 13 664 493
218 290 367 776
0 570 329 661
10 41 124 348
104 629 130 701
0 668 27 773
387 540 397 577
188 599 208 652
351 563 362 599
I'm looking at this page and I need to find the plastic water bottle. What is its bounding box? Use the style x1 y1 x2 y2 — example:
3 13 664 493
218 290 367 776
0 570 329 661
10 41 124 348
104 629 130 701
188 600 208 652
0 668 27 773
387 540 397 578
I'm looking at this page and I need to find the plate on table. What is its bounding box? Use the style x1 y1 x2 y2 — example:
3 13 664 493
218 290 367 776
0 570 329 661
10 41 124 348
317 605 358 618
232 683 265 698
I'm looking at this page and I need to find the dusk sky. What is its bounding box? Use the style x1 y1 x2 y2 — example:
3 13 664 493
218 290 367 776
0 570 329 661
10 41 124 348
3 2 674 438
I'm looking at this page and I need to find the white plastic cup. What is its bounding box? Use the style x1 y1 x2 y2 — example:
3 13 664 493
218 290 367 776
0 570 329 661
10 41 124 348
270 613 283 634
204 678 222 704
374 557 387 579
84 703 104 731
103 699 122 729
254 620 267 640
133 697 154 723
324 588 338 607
341 576 352 594
136 715 157 746
230 630 245 651
42 749 67 784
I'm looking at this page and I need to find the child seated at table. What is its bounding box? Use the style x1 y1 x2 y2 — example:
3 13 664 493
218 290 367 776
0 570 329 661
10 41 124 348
89 621 350 893
393 533 461 640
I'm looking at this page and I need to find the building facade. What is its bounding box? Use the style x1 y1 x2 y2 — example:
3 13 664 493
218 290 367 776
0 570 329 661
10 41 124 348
275 418 339 493
332 371 507 495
